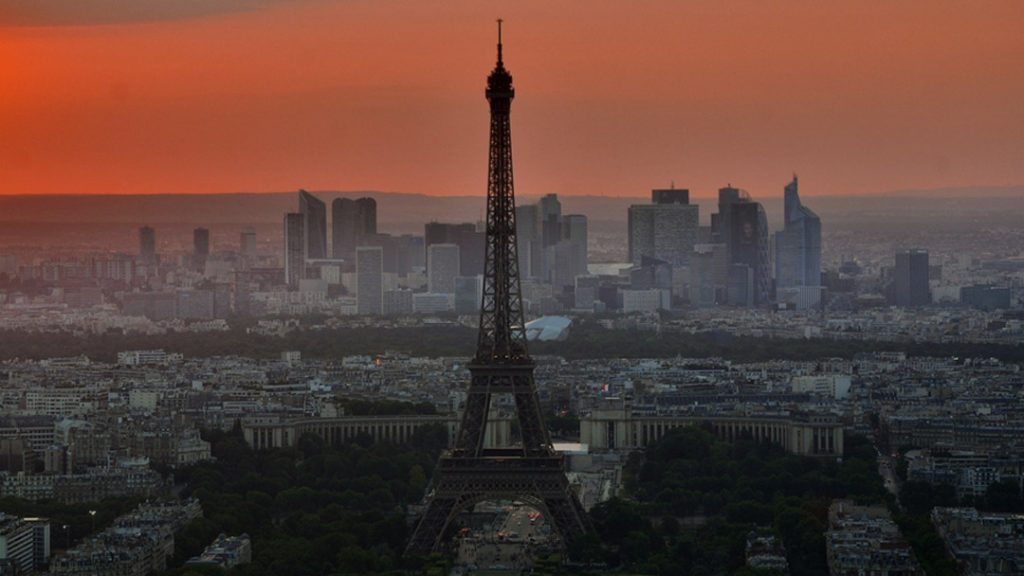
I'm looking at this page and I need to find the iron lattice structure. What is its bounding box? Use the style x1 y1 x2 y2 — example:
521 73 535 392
406 22 591 554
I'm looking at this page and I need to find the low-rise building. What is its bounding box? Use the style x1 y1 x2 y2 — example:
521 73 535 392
826 500 922 576
0 514 49 573
580 399 844 456
50 500 201 576
931 507 1024 575
185 533 252 569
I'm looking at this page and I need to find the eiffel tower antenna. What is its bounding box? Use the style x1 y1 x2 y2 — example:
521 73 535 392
406 21 592 554
497 18 503 65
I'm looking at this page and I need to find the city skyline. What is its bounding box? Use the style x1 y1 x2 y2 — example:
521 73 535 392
3 2 1023 197
1 8 1023 575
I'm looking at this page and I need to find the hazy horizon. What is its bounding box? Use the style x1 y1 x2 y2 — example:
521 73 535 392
2 183 1023 200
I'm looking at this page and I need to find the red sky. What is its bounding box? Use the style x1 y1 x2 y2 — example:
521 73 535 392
2 1 1022 198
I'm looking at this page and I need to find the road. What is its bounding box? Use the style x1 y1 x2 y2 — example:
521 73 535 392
454 503 554 574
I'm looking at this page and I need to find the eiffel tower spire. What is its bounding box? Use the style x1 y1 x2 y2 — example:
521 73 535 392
406 21 591 554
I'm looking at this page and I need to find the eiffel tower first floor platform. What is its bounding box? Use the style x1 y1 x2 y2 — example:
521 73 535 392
405 451 591 554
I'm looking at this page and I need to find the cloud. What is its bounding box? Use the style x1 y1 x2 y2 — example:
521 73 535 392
0 0 301 27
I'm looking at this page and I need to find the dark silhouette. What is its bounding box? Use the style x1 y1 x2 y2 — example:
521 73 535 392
405 21 591 554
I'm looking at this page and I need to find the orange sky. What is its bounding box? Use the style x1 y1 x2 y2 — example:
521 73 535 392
1 1 1022 198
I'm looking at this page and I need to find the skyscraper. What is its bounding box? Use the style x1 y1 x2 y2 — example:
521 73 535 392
332 197 377 261
239 227 257 259
514 204 536 279
394 234 425 274
514 195 586 285
709 185 770 306
774 176 822 308
714 185 742 246
562 214 588 272
690 243 729 307
552 214 588 288
424 222 484 277
775 176 822 286
298 190 327 261
894 249 930 307
356 246 384 315
627 187 699 267
651 187 689 205
729 199 770 306
454 275 483 314
537 193 562 248
427 243 460 294
361 233 398 273
193 227 210 273
138 226 157 265
283 213 305 288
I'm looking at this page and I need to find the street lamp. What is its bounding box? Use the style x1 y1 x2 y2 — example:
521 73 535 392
88 510 97 533
62 524 69 549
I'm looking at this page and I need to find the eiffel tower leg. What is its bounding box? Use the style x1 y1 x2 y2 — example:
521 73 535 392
513 386 549 451
406 495 459 554
544 491 590 546
454 389 490 455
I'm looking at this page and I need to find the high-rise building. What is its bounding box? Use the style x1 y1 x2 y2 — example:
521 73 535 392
298 190 327 261
138 226 157 265
713 185 742 246
383 288 414 315
690 243 729 307
630 255 673 292
728 263 755 307
574 275 600 310
514 195 586 285
729 199 770 305
774 176 822 287
454 275 483 314
627 188 699 267
550 240 580 290
427 243 460 294
961 285 1011 311
894 249 930 307
362 233 398 273
192 227 210 273
283 213 305 288
530 194 562 279
514 204 536 279
239 228 257 259
651 187 690 205
356 246 384 315
332 197 377 261
459 229 486 277
394 234 425 274
537 194 562 248
774 176 822 308
710 185 770 306
560 214 588 284
425 222 484 277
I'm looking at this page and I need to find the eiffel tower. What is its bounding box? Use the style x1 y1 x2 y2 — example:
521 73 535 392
405 21 591 554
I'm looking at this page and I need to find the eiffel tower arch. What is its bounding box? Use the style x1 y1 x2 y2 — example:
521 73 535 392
405 21 592 554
